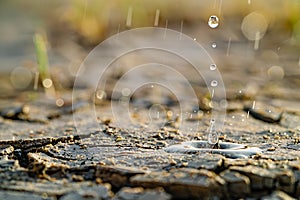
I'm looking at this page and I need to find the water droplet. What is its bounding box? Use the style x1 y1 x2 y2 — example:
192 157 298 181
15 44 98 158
210 64 217 70
193 38 196 41
210 80 218 87
208 15 219 28
212 42 217 48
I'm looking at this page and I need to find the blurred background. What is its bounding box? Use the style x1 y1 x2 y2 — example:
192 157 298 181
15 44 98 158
0 0 300 102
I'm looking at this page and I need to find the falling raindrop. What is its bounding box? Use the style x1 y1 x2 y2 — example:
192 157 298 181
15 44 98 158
208 15 219 28
163 20 168 39
210 64 217 70
212 42 217 48
126 6 133 28
211 80 218 87
154 9 160 26
180 20 184 40
149 104 165 120
252 101 256 109
254 31 260 50
226 37 231 56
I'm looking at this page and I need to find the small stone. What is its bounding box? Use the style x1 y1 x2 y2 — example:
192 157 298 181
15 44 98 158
274 135 281 140
220 170 251 199
244 102 282 123
169 159 177 166
261 190 295 200
263 135 270 140
181 162 188 167
113 187 171 200
0 191 55 200
130 168 226 199
275 169 295 194
0 145 14 155
280 112 300 129
267 146 276 151
230 166 276 190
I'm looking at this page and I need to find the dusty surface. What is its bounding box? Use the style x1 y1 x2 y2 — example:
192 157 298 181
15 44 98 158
1 3 300 199
1 76 300 200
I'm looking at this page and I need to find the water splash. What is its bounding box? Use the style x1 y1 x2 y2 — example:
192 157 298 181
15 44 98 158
208 119 219 144
212 42 217 48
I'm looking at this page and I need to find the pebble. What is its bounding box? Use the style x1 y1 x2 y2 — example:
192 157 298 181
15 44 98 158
229 165 276 190
220 170 251 199
130 168 226 199
244 102 282 123
113 187 171 200
280 112 300 129
261 190 296 200
0 191 55 200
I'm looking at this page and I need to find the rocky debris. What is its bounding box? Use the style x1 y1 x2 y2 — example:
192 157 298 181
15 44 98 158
130 168 226 199
229 165 297 196
0 104 47 123
0 158 19 170
59 183 113 200
244 102 282 123
0 145 14 155
0 105 30 120
280 112 300 129
95 165 146 189
0 190 55 200
113 187 171 200
261 190 296 200
47 101 88 120
219 170 251 198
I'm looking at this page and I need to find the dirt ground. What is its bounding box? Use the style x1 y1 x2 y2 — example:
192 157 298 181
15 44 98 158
1 2 300 199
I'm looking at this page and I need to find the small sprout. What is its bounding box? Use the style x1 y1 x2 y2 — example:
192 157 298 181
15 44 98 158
33 33 56 98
